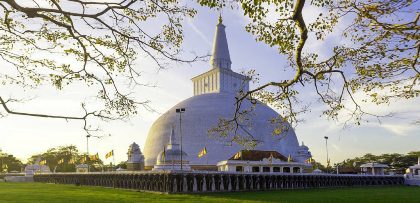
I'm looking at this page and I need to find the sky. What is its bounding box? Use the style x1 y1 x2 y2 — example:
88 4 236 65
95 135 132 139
0 2 419 165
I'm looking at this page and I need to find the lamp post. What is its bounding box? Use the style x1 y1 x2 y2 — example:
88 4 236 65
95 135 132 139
324 136 329 173
175 108 186 170
336 163 339 175
86 135 91 172
85 134 110 172
86 135 91 155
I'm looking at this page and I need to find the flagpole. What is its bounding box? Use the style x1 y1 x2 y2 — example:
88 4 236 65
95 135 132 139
112 150 115 172
206 134 208 166
86 135 90 172
324 136 329 173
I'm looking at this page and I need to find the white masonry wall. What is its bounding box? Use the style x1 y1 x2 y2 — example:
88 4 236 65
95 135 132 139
192 68 249 96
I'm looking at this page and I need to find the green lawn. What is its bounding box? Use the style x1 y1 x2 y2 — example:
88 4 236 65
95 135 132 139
0 182 419 203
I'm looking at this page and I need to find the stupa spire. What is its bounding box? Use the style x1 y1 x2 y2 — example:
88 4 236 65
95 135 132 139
169 125 176 145
210 15 231 70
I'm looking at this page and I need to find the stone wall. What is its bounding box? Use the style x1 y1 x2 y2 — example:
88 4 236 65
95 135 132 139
33 172 405 193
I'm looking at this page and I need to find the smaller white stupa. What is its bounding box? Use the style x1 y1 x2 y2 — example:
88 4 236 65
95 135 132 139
406 157 420 186
409 157 420 176
24 157 51 176
153 126 191 171
127 142 145 171
295 142 312 162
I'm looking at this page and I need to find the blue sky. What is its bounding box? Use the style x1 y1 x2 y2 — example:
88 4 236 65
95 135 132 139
0 3 419 165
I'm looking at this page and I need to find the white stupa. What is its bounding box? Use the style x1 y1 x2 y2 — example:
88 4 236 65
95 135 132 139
24 158 51 176
405 157 420 186
143 16 310 170
153 126 191 171
408 157 420 178
127 142 145 171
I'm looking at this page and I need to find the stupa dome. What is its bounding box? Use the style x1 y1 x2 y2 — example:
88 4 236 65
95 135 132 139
156 149 188 165
143 17 306 169
144 92 301 168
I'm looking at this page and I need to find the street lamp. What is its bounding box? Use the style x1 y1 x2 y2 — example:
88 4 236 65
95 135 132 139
175 108 186 170
86 135 91 155
324 136 329 173
85 134 111 172
336 163 340 175
86 135 91 172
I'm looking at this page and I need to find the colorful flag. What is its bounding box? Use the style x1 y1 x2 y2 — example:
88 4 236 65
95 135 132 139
268 153 273 164
105 150 114 159
233 151 241 160
198 147 207 158
80 156 87 163
89 153 99 161
287 155 293 162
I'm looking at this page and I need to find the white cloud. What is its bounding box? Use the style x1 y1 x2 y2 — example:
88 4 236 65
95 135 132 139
331 143 342 152
187 18 212 46
380 124 418 137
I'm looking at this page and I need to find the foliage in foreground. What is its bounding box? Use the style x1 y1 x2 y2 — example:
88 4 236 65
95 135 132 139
200 0 419 145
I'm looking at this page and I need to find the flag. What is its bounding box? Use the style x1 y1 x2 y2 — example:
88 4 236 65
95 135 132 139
80 156 87 163
198 147 207 158
287 155 293 162
58 159 64 164
105 150 114 159
89 153 99 161
268 153 273 165
233 151 241 160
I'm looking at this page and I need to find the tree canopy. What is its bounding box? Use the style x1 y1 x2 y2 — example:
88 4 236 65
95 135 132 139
333 151 420 174
28 145 104 172
0 149 23 172
199 0 419 145
0 0 197 135
0 0 418 145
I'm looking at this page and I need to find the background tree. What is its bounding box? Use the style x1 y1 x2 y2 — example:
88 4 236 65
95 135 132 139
0 149 23 172
199 0 419 144
334 151 420 174
0 0 198 135
115 161 127 169
311 159 328 172
28 145 103 172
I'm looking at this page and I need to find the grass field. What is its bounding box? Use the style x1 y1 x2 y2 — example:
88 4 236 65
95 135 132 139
0 182 419 203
